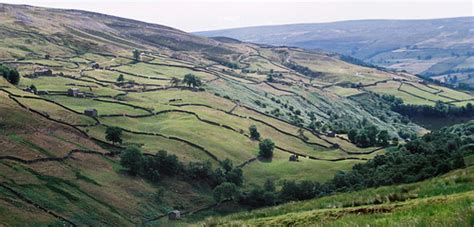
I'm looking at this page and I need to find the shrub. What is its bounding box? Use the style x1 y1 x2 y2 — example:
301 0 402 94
259 139 275 159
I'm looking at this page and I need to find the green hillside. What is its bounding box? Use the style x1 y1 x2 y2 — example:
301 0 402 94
204 164 474 226
0 3 473 225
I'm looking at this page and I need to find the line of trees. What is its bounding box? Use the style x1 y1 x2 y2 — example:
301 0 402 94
120 145 244 199
348 125 390 147
283 62 322 78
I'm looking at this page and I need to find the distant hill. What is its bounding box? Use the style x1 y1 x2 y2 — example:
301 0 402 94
196 18 474 87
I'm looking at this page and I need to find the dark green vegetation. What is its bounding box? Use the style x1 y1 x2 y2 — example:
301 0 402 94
236 121 472 209
0 64 20 85
0 3 473 225
205 163 474 226
197 17 474 88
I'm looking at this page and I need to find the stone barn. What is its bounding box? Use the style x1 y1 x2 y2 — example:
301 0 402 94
168 210 181 220
33 68 53 77
68 88 79 97
327 131 336 137
90 62 100 69
289 154 299 162
84 109 98 117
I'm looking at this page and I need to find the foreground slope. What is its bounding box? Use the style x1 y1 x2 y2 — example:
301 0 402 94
204 162 474 226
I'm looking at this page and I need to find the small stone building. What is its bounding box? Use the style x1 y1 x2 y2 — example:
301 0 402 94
33 68 53 77
289 154 299 162
68 88 79 97
84 109 98 117
168 210 181 220
90 62 100 69
23 87 35 93
327 131 336 137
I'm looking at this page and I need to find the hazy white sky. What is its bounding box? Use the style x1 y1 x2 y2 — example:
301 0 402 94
2 0 473 32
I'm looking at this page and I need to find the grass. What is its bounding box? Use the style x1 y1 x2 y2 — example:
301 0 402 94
99 112 258 163
399 83 453 102
113 63 215 81
326 86 364 97
203 165 474 226
242 151 363 188
15 97 96 125
365 81 435 105
44 95 149 115
242 56 288 72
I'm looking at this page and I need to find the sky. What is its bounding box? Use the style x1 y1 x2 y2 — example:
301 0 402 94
1 0 472 32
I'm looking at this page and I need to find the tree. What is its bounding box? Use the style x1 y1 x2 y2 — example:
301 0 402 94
117 74 125 82
263 179 275 192
0 64 20 85
183 74 202 88
213 182 238 203
170 77 181 87
226 168 244 186
249 125 260 140
266 73 274 82
377 130 390 146
105 126 123 144
348 129 357 142
259 139 275 159
132 49 140 62
120 146 144 175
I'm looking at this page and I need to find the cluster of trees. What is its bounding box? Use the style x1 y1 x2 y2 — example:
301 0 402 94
348 125 390 147
120 146 244 189
266 70 283 82
239 124 469 208
381 94 474 118
283 62 322 78
0 64 20 85
339 55 384 70
183 74 202 88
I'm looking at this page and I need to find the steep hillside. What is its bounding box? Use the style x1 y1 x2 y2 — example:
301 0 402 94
0 4 473 225
204 164 474 226
197 17 474 87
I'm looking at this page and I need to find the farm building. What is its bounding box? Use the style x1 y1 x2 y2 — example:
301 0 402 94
68 88 79 97
168 210 181 220
90 62 100 69
289 154 299 162
23 87 35 93
84 109 98 117
327 131 336 137
33 68 53 77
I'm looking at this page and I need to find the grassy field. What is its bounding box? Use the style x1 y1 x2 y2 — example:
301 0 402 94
203 164 474 226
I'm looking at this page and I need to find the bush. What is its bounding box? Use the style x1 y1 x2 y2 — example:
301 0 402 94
213 182 239 203
105 126 123 144
249 125 260 140
0 64 20 85
120 146 143 175
259 139 275 159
